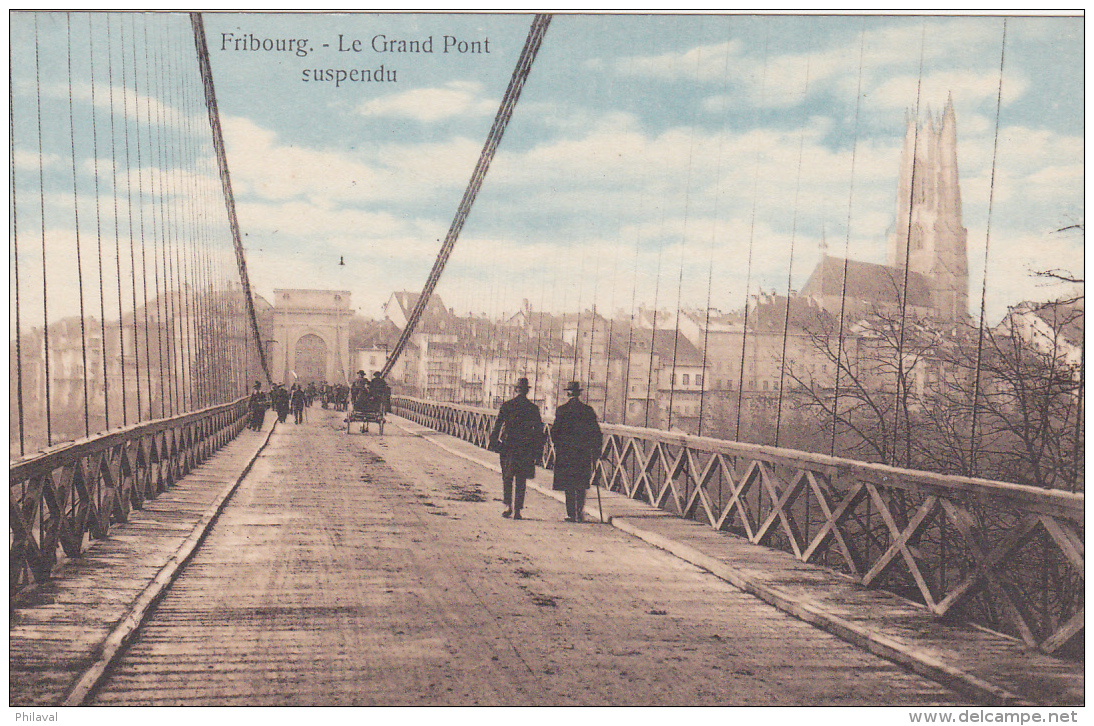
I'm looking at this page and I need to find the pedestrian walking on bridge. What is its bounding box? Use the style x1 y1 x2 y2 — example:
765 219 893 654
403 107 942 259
551 381 602 523
290 384 306 424
272 383 290 423
248 381 269 431
488 377 544 521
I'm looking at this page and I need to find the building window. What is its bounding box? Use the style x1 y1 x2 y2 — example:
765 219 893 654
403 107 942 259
696 375 702 387
682 374 690 386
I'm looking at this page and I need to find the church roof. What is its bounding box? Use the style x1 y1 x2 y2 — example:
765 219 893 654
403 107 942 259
748 294 838 333
801 255 932 311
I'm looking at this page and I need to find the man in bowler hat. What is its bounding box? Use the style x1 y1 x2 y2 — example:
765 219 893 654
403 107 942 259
551 381 603 522
248 380 268 431
488 377 544 521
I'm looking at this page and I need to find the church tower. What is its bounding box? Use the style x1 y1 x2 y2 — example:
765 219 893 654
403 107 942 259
887 95 969 324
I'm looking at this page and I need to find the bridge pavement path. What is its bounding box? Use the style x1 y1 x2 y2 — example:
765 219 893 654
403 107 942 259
89 409 962 706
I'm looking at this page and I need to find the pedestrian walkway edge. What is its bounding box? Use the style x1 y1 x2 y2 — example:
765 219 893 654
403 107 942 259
60 421 279 707
606 518 1027 707
393 415 1030 707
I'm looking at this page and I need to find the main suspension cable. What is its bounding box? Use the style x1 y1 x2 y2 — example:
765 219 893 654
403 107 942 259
191 12 271 386
380 14 551 379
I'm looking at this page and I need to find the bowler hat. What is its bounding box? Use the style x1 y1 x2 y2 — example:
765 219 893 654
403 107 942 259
514 377 531 391
564 381 582 395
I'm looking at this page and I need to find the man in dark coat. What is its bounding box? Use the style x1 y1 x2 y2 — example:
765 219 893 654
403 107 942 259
369 371 391 413
551 381 603 523
488 377 543 521
248 381 268 431
272 383 290 423
290 384 306 424
350 370 370 412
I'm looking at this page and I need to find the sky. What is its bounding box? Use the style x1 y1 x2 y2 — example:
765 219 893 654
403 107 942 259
9 11 1085 328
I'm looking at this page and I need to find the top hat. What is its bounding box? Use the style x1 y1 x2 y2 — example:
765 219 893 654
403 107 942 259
514 377 531 391
564 381 582 395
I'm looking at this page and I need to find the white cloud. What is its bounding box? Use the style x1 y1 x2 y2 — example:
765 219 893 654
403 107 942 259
356 81 496 122
868 70 1029 111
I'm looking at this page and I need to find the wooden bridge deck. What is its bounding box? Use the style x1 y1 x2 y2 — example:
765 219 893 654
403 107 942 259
8 410 1083 706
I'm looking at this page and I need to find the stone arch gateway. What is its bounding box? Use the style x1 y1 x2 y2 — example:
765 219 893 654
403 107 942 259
268 289 354 385
294 334 329 382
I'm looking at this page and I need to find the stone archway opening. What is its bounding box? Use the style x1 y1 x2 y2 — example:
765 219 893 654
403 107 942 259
294 334 329 383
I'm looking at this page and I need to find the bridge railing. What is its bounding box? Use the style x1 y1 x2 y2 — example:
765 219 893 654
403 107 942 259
393 395 1083 655
9 397 251 595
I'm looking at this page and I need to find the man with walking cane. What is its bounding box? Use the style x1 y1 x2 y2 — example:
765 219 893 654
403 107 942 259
551 381 603 523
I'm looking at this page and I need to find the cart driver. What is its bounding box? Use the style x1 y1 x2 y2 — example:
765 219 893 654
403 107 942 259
369 371 391 414
350 370 370 410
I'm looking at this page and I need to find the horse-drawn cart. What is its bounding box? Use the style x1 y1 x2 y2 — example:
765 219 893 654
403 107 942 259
347 392 386 435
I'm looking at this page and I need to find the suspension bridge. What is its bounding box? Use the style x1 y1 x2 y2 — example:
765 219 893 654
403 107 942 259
8 12 1084 708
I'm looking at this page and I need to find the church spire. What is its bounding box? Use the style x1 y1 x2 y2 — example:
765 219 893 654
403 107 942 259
887 95 969 324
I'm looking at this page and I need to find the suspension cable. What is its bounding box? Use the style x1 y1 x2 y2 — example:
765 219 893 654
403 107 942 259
133 14 155 419
154 21 180 415
668 38 705 433
698 23 735 438
773 60 811 448
166 22 195 411
191 12 271 386
735 33 769 442
830 20 867 457
67 13 92 437
587 254 603 396
893 21 927 467
380 14 551 379
89 12 111 431
105 13 128 425
11 33 24 455
644 246 663 429
621 234 640 426
600 237 620 423
969 19 1008 477
123 14 146 420
35 14 53 445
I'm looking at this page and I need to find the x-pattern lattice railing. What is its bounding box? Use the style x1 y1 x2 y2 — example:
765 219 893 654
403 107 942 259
10 398 250 595
392 396 1083 654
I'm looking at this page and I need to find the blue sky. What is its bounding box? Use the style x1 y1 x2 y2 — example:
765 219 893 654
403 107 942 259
10 12 1085 327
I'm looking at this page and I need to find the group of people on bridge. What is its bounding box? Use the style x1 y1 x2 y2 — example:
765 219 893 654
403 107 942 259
248 372 392 431
248 381 313 429
248 371 600 522
489 378 602 523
